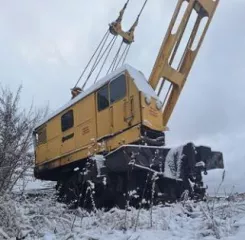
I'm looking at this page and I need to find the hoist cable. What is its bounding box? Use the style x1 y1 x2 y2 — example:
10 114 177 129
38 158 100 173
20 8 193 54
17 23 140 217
107 40 124 74
94 36 117 83
84 35 116 84
108 41 123 74
80 31 110 90
74 30 110 89
124 0 130 9
94 36 118 83
122 45 131 65
85 34 112 83
74 0 148 91
115 44 130 69
115 0 131 24
138 0 148 19
111 41 124 72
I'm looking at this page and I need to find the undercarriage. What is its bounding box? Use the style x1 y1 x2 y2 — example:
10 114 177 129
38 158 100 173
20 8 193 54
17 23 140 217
55 142 224 209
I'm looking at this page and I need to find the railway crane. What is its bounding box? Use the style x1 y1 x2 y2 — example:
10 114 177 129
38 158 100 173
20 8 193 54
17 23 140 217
33 0 224 208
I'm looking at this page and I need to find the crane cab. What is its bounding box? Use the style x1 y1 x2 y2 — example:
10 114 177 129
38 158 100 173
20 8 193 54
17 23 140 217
34 64 166 180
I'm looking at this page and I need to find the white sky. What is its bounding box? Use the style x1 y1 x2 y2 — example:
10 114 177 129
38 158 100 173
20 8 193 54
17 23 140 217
1 0 245 193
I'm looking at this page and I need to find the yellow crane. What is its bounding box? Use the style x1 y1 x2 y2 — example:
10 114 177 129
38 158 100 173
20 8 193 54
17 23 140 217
33 0 224 208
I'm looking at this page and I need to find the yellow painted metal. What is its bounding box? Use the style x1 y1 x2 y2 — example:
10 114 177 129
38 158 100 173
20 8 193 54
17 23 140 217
35 143 47 164
109 2 138 44
35 93 97 167
109 20 136 44
34 70 163 172
108 74 129 135
75 94 97 148
140 94 166 132
34 0 219 175
124 71 141 128
107 125 141 151
148 0 219 126
97 106 111 139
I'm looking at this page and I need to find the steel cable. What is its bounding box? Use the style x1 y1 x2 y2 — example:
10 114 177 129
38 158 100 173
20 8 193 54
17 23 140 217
94 36 118 83
74 30 110 90
107 40 124 74
115 44 131 68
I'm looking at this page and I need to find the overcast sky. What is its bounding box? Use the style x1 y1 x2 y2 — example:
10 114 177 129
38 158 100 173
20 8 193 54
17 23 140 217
1 0 245 194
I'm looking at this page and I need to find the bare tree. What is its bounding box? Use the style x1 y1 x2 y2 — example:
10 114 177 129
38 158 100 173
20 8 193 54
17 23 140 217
0 85 47 195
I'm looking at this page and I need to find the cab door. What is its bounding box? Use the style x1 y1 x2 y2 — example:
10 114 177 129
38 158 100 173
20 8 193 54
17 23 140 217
96 84 111 139
60 110 75 155
109 74 129 134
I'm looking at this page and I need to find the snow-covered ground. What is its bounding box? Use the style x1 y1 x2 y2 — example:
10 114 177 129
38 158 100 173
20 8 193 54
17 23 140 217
1 188 245 240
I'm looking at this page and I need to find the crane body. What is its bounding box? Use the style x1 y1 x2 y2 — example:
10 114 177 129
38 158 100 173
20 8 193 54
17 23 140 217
33 0 224 208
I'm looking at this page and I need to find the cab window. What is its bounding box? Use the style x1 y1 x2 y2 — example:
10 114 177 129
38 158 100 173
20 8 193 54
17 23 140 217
110 74 126 104
61 110 74 132
97 85 109 111
35 126 47 145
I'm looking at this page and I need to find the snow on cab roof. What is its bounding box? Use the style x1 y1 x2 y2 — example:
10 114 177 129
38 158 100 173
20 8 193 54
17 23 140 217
35 64 158 129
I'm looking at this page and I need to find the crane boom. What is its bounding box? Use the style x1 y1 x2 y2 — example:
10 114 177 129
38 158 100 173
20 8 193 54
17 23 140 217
149 0 219 127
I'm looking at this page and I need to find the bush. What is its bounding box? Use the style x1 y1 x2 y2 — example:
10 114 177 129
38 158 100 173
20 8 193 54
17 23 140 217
0 85 47 195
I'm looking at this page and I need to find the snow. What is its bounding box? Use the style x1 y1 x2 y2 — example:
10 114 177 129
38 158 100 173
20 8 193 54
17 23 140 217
2 188 245 240
12 169 55 194
126 65 158 98
164 146 184 180
43 232 56 240
143 119 153 127
35 64 158 129
91 155 106 177
196 161 205 167
0 228 10 239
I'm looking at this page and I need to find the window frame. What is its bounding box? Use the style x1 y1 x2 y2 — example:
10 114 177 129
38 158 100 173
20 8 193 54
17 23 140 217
96 72 127 112
97 84 109 112
109 73 127 104
35 126 47 146
61 110 74 132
